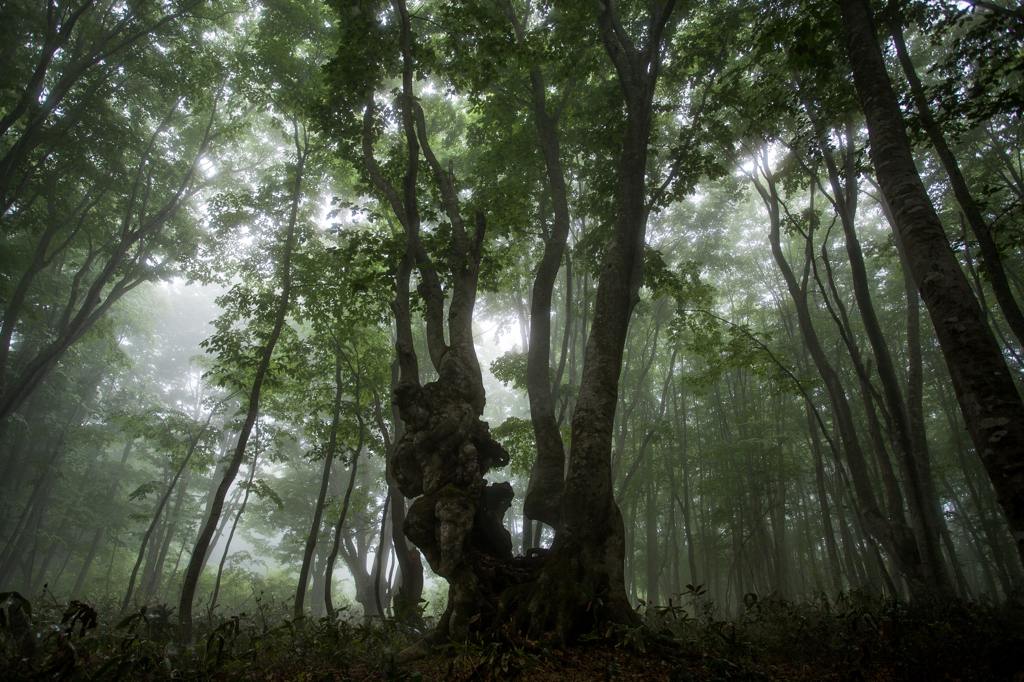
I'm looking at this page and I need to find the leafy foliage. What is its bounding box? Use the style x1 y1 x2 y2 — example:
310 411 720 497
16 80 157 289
1 592 1022 681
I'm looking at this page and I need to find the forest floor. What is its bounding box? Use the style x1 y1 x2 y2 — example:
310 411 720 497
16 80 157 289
2 591 1022 681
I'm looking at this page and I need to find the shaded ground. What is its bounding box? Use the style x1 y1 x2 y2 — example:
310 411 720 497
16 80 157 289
2 590 1022 681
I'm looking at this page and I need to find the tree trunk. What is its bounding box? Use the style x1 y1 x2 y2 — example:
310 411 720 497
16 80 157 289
209 441 259 618
124 410 216 614
501 0 574 530
355 0 515 655
671 383 699 587
512 0 678 644
936 376 1022 593
890 19 1024 348
144 468 191 601
323 420 364 618
644 475 660 607
838 0 1024 569
295 351 345 619
177 121 304 641
808 404 843 594
377 365 424 623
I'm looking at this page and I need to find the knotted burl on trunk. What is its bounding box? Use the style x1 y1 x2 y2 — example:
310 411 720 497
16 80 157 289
391 352 526 640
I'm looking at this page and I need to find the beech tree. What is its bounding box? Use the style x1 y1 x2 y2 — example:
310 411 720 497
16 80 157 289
838 0 1024 568
0 0 243 423
325 0 685 650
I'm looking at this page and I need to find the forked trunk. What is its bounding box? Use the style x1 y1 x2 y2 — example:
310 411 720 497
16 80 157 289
365 0 515 655
506 0 678 644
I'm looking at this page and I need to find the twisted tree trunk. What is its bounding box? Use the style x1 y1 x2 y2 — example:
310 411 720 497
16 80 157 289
362 1 514 656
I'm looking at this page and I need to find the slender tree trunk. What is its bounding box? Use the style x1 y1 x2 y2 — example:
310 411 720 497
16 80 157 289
145 468 191 601
178 123 304 641
372 491 391 619
671 384 699 586
71 440 133 597
0 386 94 579
808 405 843 595
124 408 218 613
644 476 660 607
772 441 791 599
324 419 364 618
377 361 423 622
890 19 1024 348
502 0 575 530
942 476 1000 596
830 469 865 590
209 438 259 619
816 237 910 542
139 511 171 602
295 351 345 619
807 114 948 593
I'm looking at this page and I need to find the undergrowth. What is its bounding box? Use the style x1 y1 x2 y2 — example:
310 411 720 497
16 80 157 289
641 585 1024 681
2 586 1022 681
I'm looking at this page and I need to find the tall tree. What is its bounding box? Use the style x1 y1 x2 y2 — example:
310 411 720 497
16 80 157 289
0 0 239 423
513 0 679 642
838 0 1024 567
326 0 514 648
178 117 316 642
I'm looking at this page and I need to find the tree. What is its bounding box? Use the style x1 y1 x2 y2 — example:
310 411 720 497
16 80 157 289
0 0 241 424
838 0 1024 568
329 0 515 646
508 0 680 642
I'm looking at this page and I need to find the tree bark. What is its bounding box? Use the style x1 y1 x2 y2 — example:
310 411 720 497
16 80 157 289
209 438 259 618
513 0 678 644
838 0 1024 569
376 361 423 622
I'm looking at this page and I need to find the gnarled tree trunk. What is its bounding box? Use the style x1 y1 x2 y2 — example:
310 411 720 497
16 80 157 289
362 0 515 654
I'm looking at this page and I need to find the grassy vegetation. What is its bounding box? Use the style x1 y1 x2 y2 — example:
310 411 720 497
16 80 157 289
2 588 1022 681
